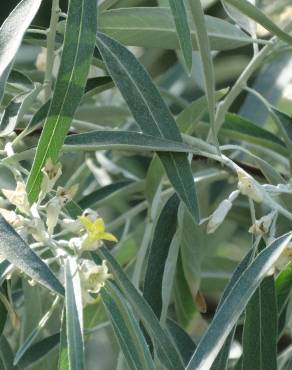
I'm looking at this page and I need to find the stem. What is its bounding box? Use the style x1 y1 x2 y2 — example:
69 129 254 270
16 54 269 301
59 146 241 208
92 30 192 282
44 0 60 100
211 39 276 138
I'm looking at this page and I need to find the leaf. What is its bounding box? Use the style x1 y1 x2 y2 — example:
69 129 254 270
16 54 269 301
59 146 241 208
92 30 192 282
26 0 97 204
166 319 196 366
0 0 43 77
275 262 292 336
13 296 59 366
180 206 204 297
15 100 50 142
223 0 292 44
271 107 292 142
210 250 253 370
241 276 277 370
143 194 180 318
0 335 20 370
99 7 264 51
222 0 256 36
78 180 135 209
186 233 292 370
197 113 287 156
57 310 69 370
96 247 185 370
0 63 14 106
176 89 228 133
82 76 114 101
18 333 60 369
64 130 192 153
0 84 42 137
161 228 182 325
96 32 200 222
0 216 64 296
187 0 217 148
168 0 192 73
65 257 85 370
101 283 156 370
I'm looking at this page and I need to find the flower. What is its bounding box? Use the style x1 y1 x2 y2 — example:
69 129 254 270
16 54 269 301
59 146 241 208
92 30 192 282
2 182 30 214
0 208 24 228
207 199 232 234
80 259 112 305
79 214 117 251
237 169 264 203
46 185 78 235
248 212 274 236
41 158 62 195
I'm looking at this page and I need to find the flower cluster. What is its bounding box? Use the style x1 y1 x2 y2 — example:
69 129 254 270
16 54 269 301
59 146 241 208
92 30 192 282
0 158 117 306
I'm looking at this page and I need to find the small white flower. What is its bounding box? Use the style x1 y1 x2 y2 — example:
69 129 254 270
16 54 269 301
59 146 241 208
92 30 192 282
41 158 62 195
61 218 83 234
0 208 24 228
46 185 78 235
207 199 233 234
237 169 264 203
248 212 274 236
24 217 47 243
2 182 30 214
80 259 112 305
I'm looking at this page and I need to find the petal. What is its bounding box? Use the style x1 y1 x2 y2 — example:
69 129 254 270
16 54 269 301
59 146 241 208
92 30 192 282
93 218 105 233
79 216 94 232
100 232 118 242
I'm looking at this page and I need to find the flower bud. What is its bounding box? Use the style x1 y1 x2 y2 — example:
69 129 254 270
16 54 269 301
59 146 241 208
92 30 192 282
237 169 264 203
41 158 62 195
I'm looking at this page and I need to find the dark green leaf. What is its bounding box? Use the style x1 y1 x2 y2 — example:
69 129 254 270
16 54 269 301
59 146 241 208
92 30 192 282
96 248 185 370
169 0 192 73
0 216 64 296
242 276 277 370
143 194 180 317
101 283 156 370
166 319 196 366
186 233 292 370
18 333 60 369
57 310 69 370
96 32 200 222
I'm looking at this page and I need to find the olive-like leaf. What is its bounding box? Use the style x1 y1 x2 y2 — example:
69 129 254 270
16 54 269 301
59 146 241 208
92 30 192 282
0 216 64 296
26 0 97 203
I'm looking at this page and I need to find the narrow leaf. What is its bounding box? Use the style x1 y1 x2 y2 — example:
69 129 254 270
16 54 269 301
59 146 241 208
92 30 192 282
96 248 185 370
58 310 69 370
0 84 41 137
101 283 156 370
96 32 200 222
187 0 218 148
99 7 266 50
18 333 60 369
26 0 97 203
224 0 292 44
186 233 292 370
0 216 64 296
144 194 180 318
169 0 192 73
65 257 84 370
0 0 42 77
242 276 277 370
